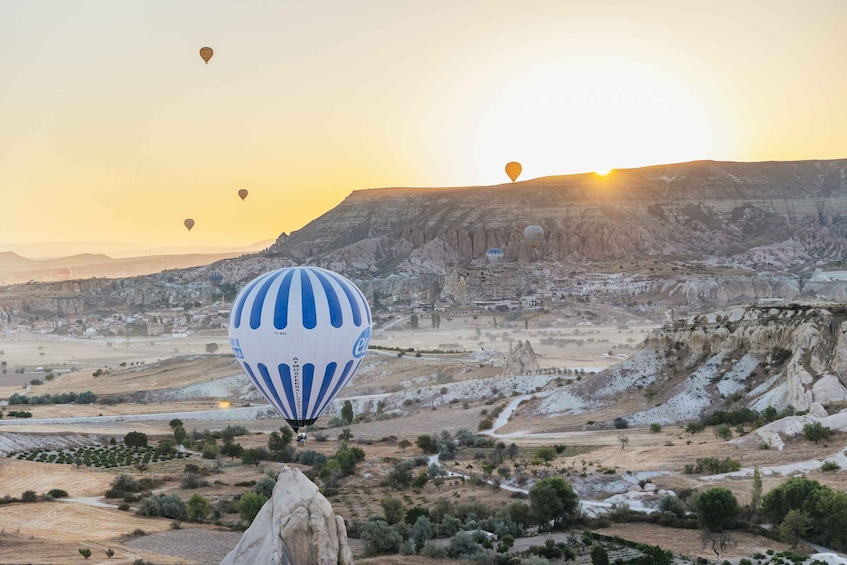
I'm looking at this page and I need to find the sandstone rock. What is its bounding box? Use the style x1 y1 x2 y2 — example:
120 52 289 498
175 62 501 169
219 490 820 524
220 466 353 565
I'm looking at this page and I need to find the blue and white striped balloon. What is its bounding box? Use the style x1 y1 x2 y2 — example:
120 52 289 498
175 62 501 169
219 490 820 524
228 266 372 430
486 248 504 264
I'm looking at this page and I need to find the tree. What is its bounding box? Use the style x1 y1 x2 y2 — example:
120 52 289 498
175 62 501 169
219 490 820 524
410 515 434 551
341 400 354 425
803 422 832 444
105 548 115 559
237 492 268 524
618 434 630 450
398 439 411 453
685 421 705 435
268 427 293 455
79 548 92 559
529 477 579 530
535 446 557 463
381 496 404 524
187 493 212 522
205 342 219 354
360 519 403 555
715 424 733 440
124 431 148 448
779 509 811 547
410 314 419 330
416 434 437 454
241 448 265 466
221 442 245 461
751 466 762 516
697 487 739 532
591 545 610 565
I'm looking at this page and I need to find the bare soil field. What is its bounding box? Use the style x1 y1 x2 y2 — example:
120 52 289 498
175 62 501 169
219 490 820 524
0 459 115 498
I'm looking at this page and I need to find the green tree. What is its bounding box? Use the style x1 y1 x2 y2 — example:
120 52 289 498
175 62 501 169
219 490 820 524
221 442 244 460
762 477 824 525
187 493 212 522
381 496 404 525
416 434 437 454
696 487 739 532
237 492 268 524
529 477 579 530
124 431 148 448
360 519 403 555
341 400 354 425
241 448 265 466
751 466 763 516
398 439 411 453
779 509 811 547
534 446 557 464
268 427 293 455
410 515 434 551
591 545 610 565
79 548 92 559
205 342 219 353
715 424 733 440
105 548 115 559
685 421 705 435
803 422 832 444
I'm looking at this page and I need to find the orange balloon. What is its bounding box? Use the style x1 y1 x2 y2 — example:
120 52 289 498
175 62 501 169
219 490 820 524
505 161 522 182
238 189 248 201
199 47 214 64
184 218 195 231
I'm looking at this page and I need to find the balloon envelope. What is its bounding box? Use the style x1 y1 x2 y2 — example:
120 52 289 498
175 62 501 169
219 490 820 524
208 269 224 286
228 266 372 430
523 225 544 248
238 189 248 201
505 161 522 182
486 248 504 264
199 47 213 63
184 219 195 231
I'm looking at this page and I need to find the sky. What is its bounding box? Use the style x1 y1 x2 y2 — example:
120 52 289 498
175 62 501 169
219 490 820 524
2 0 846 255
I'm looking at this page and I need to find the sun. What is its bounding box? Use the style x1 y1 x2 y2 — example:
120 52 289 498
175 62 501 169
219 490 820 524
594 167 613 176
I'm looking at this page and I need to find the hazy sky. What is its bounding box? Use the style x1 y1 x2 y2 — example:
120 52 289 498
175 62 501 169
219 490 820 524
2 0 846 253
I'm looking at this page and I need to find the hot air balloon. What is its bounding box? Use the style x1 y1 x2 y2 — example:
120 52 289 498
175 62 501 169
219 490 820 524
505 161 522 182
486 248 504 264
199 47 213 64
523 225 544 248
208 269 224 286
238 189 248 201
228 266 372 431
184 219 195 231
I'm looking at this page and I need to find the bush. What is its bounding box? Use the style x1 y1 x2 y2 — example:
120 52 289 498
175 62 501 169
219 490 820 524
361 519 404 555
252 477 276 498
21 490 37 502
649 423 662 433
613 417 629 429
180 473 208 489
821 460 841 472
47 489 68 499
803 422 832 444
237 492 268 524
124 431 148 448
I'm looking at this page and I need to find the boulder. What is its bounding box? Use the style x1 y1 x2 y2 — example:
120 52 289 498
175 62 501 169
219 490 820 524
220 466 353 565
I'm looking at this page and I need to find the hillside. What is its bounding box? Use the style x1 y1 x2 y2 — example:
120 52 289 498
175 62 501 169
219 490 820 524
504 303 847 432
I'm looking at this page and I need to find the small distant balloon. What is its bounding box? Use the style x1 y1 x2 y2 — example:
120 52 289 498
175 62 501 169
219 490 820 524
238 189 248 201
217 400 231 409
505 161 522 182
199 47 214 64
486 248 504 264
184 219 195 231
208 269 224 286
523 225 544 248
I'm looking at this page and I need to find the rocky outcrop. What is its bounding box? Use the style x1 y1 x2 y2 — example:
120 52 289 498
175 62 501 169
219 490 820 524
523 304 847 426
220 466 353 565
503 340 540 376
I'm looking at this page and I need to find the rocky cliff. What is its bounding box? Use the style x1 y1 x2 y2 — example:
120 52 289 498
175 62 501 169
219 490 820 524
525 304 847 426
267 159 847 274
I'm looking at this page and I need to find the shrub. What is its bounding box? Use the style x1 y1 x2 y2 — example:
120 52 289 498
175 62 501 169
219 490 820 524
613 417 629 429
21 490 37 502
237 492 268 524
124 431 148 448
180 473 208 489
361 519 403 555
821 460 841 472
47 489 68 499
803 422 832 444
79 548 92 559
649 423 662 433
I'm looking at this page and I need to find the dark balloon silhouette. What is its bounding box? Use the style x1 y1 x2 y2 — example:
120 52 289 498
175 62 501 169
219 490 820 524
199 47 214 64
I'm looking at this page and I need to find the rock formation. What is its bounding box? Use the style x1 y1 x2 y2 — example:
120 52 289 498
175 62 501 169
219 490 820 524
503 340 541 376
220 466 353 565
517 304 847 427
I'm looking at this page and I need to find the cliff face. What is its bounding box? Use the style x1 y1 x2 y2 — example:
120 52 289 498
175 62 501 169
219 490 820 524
531 304 847 425
268 159 847 274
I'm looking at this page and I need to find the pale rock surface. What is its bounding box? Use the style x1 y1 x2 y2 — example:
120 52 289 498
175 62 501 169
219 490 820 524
220 466 353 565
503 340 540 376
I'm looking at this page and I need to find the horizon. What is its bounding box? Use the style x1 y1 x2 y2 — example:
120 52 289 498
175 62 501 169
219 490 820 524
3 1 847 253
